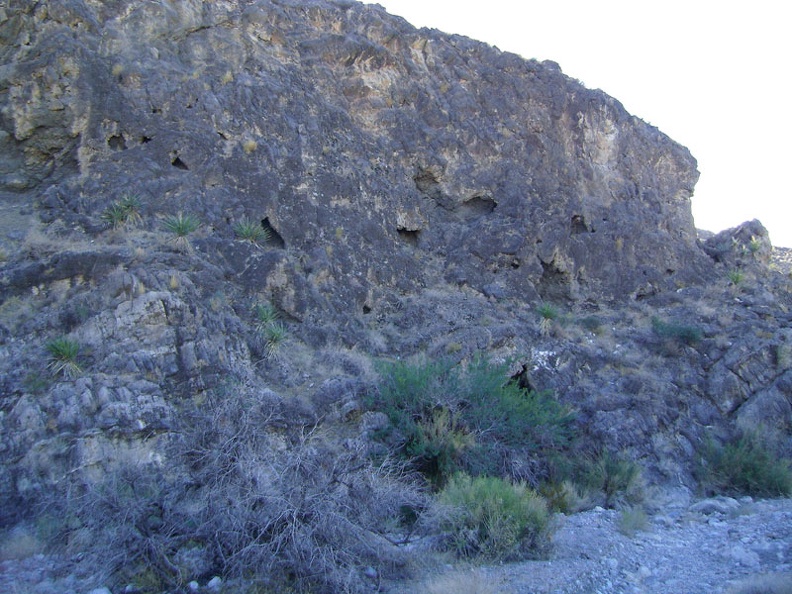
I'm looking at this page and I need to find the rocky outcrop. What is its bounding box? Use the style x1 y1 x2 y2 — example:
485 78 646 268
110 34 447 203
1 0 790 565
1 0 712 324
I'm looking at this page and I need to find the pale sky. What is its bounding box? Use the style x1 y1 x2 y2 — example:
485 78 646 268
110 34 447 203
365 1 792 247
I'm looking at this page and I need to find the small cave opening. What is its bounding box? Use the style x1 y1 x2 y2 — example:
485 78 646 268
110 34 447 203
457 195 496 222
537 260 572 301
171 156 189 170
362 304 372 315
107 134 126 151
262 218 286 249
140 136 152 144
397 227 420 247
571 214 593 235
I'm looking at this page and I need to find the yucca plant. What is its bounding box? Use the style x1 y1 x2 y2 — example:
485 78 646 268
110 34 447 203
46 337 82 378
263 321 288 358
234 218 270 245
162 212 200 252
102 195 143 229
253 302 279 331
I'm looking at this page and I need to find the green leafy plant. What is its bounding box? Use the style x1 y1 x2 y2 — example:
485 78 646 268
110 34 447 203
46 337 82 378
728 270 745 285
102 195 143 229
433 473 551 561
252 303 287 358
695 431 792 497
651 317 702 346
234 218 270 245
253 302 279 330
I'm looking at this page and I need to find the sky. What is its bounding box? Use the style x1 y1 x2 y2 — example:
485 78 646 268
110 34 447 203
364 0 792 247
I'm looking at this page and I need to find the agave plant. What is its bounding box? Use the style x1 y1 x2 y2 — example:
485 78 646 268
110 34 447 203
234 218 270 245
162 212 200 252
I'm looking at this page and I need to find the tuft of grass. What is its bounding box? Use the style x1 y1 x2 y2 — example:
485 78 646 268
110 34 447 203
432 472 552 561
234 218 270 245
695 431 792 497
726 573 792 594
574 451 644 509
617 505 648 537
46 337 82 378
537 303 560 320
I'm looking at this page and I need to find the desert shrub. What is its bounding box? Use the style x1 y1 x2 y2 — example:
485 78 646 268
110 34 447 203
47 388 426 593
537 303 559 321
695 431 792 497
651 316 702 346
430 473 551 561
617 505 648 537
548 450 644 509
460 358 574 450
368 358 574 488
234 218 270 245
581 451 644 508
45 337 82 378
539 480 590 514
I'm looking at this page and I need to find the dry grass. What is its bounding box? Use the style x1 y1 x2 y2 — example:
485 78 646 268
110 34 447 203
424 568 497 594
726 573 792 594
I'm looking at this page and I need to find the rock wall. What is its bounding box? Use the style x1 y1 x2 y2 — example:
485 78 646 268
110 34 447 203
1 0 713 323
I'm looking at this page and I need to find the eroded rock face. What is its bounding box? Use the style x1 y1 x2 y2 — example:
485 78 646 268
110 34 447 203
0 0 712 321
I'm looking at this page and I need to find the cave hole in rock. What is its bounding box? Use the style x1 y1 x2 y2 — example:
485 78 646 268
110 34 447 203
261 218 285 248
413 167 442 200
362 304 372 315
397 228 420 247
571 214 594 235
538 260 572 301
140 136 152 144
107 134 126 151
457 195 496 221
171 156 189 170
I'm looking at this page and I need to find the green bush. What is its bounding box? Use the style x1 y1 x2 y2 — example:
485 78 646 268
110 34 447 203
576 451 644 508
46 337 82 378
695 431 792 497
651 317 702 346
433 473 551 561
368 358 574 487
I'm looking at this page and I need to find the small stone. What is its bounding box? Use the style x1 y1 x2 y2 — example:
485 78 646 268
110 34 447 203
87 589 112 594
188 581 200 592
206 576 222 590
364 566 378 580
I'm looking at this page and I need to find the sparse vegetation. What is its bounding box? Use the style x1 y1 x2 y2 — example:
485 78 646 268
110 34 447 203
617 505 648 537
46 337 82 378
695 431 792 497
430 472 552 561
234 217 270 244
651 316 702 346
101 195 143 229
253 303 287 358
728 270 745 285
